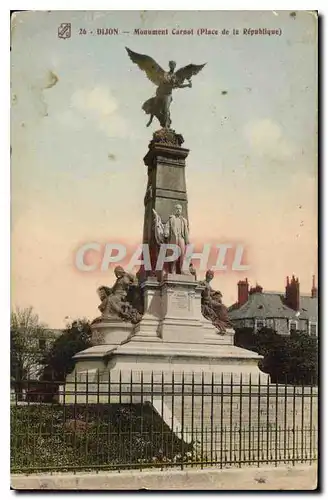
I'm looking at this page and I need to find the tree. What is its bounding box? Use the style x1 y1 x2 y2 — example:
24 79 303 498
40 318 92 383
234 326 318 385
282 331 318 385
234 327 258 352
257 330 293 382
254 327 284 356
11 306 49 398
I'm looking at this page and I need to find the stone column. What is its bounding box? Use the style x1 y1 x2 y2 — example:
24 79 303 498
139 129 190 279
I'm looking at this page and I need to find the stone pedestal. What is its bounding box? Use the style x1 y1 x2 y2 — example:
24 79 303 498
91 317 133 345
61 274 267 403
159 274 208 343
130 273 216 344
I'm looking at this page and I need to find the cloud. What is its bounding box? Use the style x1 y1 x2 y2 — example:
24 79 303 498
244 118 295 160
72 87 117 116
55 109 86 131
69 86 128 138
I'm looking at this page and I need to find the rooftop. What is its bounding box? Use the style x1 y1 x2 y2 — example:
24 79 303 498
228 292 318 321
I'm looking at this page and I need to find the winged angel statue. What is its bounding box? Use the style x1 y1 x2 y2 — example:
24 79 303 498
126 47 206 128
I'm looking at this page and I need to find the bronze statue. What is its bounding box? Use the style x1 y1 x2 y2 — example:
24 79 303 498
94 266 143 324
126 47 206 128
201 270 232 333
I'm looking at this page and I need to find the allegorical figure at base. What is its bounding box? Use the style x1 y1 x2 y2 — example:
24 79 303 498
201 270 232 333
94 266 143 324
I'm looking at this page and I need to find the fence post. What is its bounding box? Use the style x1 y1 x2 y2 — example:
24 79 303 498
248 374 252 465
239 373 243 467
191 372 194 466
257 373 261 466
118 371 122 467
201 372 204 469
301 383 305 463
181 372 185 471
129 371 133 466
230 373 233 465
266 375 270 464
292 384 296 466
220 372 224 469
210 373 214 464
161 372 164 471
140 370 144 471
309 383 313 464
275 380 278 467
171 371 175 464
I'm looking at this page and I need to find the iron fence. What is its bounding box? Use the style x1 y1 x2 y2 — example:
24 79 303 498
11 371 318 474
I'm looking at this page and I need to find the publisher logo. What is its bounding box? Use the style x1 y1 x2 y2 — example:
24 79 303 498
58 23 71 40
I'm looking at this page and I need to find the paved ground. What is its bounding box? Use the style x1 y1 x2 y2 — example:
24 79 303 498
11 464 317 490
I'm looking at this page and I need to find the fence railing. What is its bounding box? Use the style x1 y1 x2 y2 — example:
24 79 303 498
11 371 318 474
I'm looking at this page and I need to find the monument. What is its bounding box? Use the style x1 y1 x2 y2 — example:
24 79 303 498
62 49 266 402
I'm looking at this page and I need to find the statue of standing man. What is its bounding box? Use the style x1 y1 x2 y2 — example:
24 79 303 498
152 204 189 274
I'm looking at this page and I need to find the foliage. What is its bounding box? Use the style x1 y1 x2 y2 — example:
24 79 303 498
260 330 318 385
40 319 92 383
11 306 49 383
234 326 318 385
234 327 258 352
11 403 194 473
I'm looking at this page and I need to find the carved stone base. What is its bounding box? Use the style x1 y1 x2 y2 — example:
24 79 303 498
158 273 213 343
150 128 184 148
129 277 161 340
129 274 217 343
91 317 133 346
60 273 267 403
60 342 267 404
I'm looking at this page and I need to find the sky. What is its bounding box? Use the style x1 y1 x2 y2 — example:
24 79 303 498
11 10 318 327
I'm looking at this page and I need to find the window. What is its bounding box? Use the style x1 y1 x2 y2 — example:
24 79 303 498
245 319 254 328
266 319 274 329
289 320 298 333
309 322 317 337
255 319 265 332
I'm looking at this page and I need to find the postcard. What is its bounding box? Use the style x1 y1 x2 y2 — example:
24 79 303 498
11 10 318 491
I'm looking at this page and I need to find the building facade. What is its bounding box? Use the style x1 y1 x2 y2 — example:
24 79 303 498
228 276 318 337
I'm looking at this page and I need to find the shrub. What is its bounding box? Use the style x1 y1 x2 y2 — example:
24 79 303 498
234 327 318 385
11 403 194 473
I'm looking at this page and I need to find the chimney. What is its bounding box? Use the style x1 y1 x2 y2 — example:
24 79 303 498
249 283 263 295
311 275 317 298
285 275 300 311
237 278 249 307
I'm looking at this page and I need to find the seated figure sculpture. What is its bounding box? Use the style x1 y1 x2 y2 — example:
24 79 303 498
93 266 143 325
200 270 232 333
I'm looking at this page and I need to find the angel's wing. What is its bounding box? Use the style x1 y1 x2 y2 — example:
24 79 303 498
126 47 165 86
175 63 206 84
